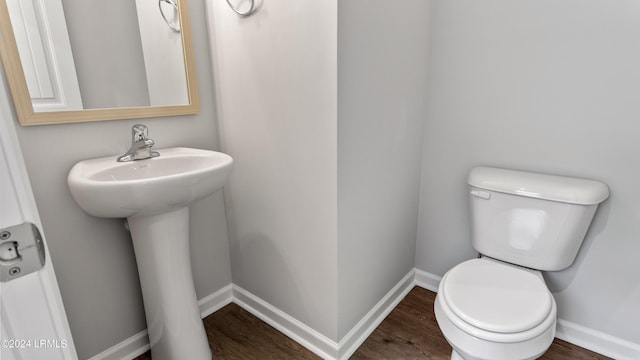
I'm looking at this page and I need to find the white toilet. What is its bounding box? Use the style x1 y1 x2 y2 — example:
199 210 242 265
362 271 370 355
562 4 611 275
434 167 609 360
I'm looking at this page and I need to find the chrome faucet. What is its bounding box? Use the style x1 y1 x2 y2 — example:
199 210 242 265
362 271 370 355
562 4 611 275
117 124 160 162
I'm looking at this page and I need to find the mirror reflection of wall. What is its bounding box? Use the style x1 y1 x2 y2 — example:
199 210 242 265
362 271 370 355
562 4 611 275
64 0 150 109
6 0 189 111
134 0 188 106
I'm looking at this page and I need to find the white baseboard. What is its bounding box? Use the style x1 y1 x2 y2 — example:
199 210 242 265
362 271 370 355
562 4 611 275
337 269 415 360
198 284 234 318
87 330 150 360
231 270 416 360
89 285 234 360
232 284 339 359
556 319 640 360
414 267 442 292
89 268 640 360
413 268 640 360
90 272 415 360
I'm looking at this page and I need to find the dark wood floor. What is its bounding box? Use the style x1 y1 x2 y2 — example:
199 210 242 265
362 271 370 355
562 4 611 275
134 286 611 359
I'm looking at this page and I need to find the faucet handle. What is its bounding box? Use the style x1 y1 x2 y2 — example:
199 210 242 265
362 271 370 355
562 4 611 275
117 124 159 162
132 124 149 142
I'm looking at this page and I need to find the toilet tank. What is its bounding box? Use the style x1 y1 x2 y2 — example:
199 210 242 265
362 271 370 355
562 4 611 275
467 167 609 271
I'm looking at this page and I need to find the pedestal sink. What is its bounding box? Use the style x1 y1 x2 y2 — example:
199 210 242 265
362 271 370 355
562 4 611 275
68 147 233 360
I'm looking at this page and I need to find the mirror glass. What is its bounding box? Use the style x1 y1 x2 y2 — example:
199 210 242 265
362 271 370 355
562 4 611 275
0 0 199 125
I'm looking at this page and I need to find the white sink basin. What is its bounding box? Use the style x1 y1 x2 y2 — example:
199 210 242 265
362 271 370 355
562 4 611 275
68 147 233 218
67 146 233 360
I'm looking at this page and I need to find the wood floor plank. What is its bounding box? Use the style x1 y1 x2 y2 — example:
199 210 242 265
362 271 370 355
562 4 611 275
133 286 612 359
351 287 451 360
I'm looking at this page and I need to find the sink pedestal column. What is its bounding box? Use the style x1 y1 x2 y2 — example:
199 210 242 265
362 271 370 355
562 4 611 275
128 207 211 360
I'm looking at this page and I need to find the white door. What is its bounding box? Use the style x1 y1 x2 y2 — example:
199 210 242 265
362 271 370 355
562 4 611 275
0 79 77 359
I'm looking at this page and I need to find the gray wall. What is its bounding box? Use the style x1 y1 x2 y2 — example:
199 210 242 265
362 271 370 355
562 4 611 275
62 0 150 108
337 0 430 340
207 0 339 341
416 0 640 346
208 0 433 343
7 0 232 358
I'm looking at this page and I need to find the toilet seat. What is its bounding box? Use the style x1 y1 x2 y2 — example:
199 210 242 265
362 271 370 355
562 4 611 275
438 258 556 343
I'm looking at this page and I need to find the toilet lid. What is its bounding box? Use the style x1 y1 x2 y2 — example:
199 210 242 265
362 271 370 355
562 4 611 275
442 259 553 334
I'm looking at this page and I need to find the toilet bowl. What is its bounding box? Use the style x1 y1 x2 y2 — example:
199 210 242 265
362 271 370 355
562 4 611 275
432 167 609 360
434 258 556 360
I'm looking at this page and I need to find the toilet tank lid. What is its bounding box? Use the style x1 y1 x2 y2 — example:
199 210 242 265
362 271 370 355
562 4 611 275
468 167 609 205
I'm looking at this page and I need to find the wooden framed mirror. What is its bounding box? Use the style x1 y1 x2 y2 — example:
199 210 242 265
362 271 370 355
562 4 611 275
0 0 199 126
